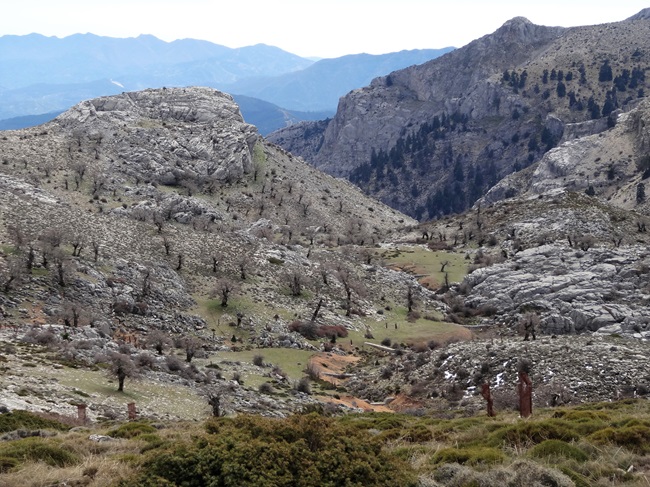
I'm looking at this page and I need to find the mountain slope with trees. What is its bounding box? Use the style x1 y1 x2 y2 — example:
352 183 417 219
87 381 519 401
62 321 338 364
269 11 650 220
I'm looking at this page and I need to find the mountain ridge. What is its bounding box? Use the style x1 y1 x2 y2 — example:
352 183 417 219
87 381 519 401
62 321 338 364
269 12 650 220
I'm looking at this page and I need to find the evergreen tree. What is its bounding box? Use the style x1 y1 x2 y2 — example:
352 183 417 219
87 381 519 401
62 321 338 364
599 60 613 82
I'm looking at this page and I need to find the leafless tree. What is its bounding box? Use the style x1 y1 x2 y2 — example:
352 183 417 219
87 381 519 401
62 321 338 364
107 351 137 392
335 266 365 317
216 279 237 307
288 271 304 297
183 336 202 363
51 248 72 287
407 285 416 313
60 300 86 328
91 240 101 263
1 256 27 293
69 233 85 257
520 313 540 341
147 330 170 355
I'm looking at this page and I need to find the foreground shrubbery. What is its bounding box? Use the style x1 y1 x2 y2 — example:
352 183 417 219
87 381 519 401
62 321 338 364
118 413 417 487
4 401 650 486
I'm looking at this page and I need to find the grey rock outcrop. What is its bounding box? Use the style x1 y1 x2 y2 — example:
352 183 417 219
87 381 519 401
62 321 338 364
57 87 259 184
461 243 650 335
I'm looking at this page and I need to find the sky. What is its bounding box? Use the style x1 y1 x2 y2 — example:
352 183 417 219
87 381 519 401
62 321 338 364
3 1 650 58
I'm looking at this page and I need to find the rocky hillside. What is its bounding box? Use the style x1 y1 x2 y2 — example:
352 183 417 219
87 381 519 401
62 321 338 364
0 87 425 418
269 10 650 220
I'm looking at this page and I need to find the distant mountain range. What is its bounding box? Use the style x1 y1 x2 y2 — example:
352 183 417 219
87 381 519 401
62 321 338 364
0 34 453 134
222 48 454 112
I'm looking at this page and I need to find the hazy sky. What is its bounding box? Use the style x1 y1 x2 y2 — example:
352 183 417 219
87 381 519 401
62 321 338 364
3 1 649 58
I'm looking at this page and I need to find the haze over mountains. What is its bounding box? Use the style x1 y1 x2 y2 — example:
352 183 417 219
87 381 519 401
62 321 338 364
0 33 452 134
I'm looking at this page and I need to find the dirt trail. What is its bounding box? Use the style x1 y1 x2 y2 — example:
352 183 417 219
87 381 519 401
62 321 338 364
309 352 394 412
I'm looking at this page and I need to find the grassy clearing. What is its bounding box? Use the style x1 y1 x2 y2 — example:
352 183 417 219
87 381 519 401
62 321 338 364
208 348 314 387
381 246 468 289
348 306 471 349
30 366 208 420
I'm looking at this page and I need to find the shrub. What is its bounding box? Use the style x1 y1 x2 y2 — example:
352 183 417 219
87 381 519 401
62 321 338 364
489 419 580 448
432 446 505 465
0 437 79 468
294 378 311 395
252 354 265 367
0 456 18 473
122 414 418 487
0 410 70 433
109 422 157 439
528 439 589 462
405 424 433 443
258 382 274 394
588 425 650 453
165 355 183 372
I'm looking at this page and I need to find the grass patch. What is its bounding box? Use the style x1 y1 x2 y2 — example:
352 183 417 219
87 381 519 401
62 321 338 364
211 348 315 387
109 422 157 439
432 446 505 466
0 437 79 469
0 410 70 433
489 419 581 448
528 439 589 463
350 308 469 348
383 247 468 289
588 425 650 453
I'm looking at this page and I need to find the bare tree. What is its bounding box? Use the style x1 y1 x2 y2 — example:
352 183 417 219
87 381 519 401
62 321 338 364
1 256 26 293
107 352 137 392
407 285 416 313
216 279 237 307
520 313 540 341
69 233 85 257
91 240 101 263
288 271 304 297
51 249 72 287
237 257 249 280
207 393 222 417
147 330 170 355
60 300 86 328
183 336 202 363
335 266 365 317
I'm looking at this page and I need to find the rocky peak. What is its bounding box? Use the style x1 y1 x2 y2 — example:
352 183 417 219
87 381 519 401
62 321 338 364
56 87 260 184
627 8 650 21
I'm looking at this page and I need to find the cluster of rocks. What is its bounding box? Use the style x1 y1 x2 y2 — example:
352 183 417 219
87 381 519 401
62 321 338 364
348 334 650 412
461 242 650 335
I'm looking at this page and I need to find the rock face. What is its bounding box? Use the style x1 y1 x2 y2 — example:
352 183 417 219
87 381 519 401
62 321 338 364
481 98 650 211
57 87 259 185
463 243 650 335
270 13 650 220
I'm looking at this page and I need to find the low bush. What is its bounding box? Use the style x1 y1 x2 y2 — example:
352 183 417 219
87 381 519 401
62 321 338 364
432 446 505 466
489 419 580 448
0 410 70 433
528 439 589 462
588 425 650 453
109 422 157 439
119 413 418 487
0 437 79 469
